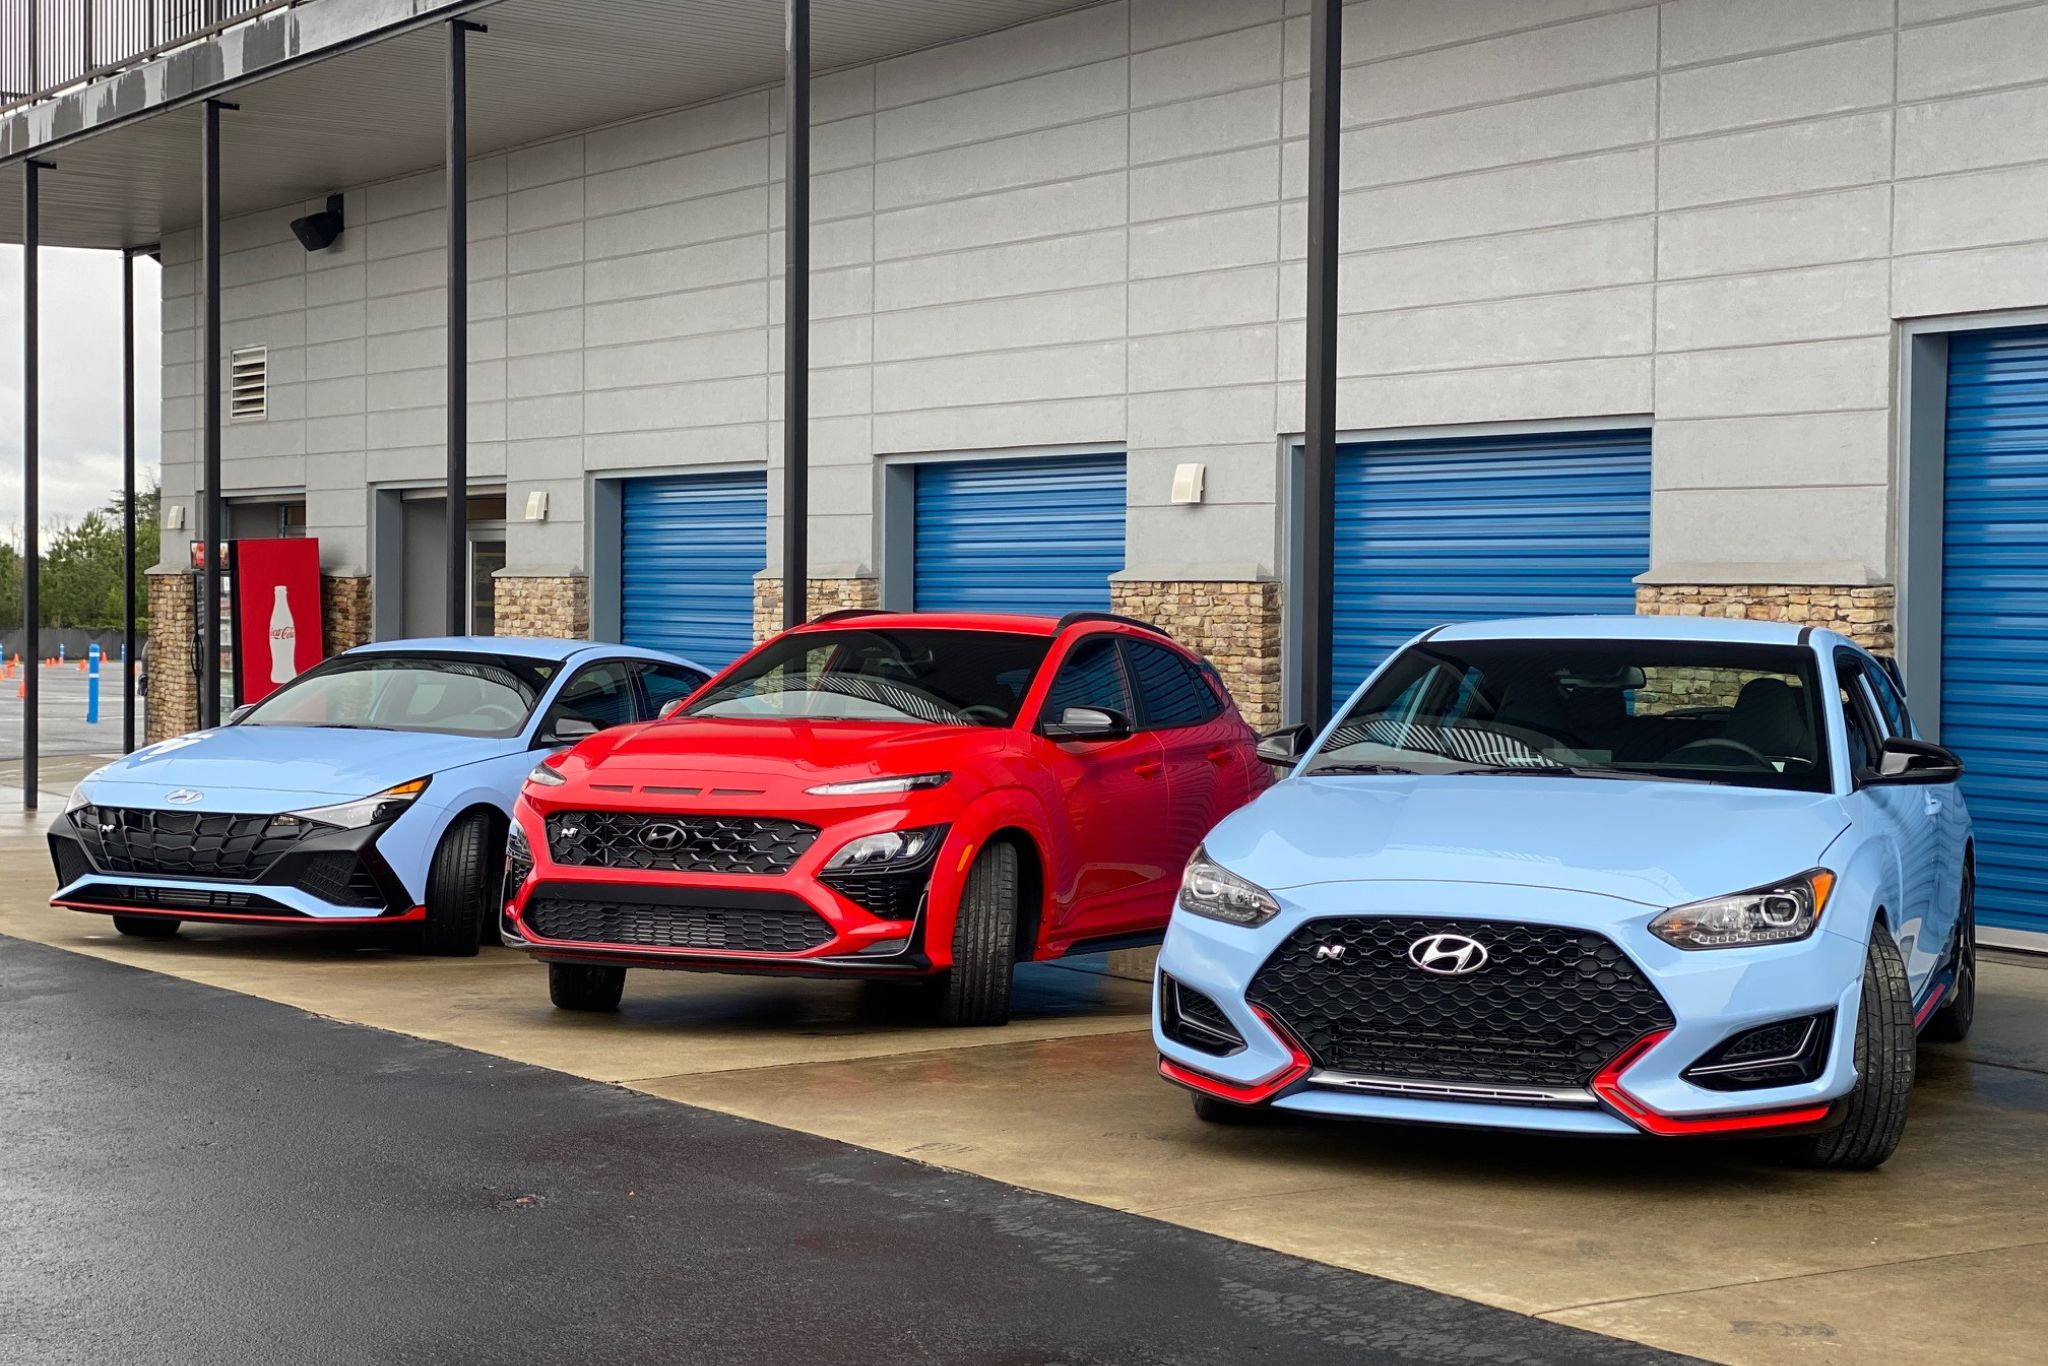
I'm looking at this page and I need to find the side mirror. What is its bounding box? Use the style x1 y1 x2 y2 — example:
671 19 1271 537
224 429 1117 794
539 716 601 747
1867 737 1963 786
1043 706 1132 741
227 703 256 725
1255 723 1314 767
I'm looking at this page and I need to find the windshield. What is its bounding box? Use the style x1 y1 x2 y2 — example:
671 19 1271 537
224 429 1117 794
238 653 561 739
1308 637 1830 792
682 628 1051 726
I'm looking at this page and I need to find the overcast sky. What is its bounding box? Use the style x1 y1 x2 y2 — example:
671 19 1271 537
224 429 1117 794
0 245 163 543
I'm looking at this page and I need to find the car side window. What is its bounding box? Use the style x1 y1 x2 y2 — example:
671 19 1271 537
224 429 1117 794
1862 659 1915 738
1124 639 1223 729
638 662 711 718
540 661 638 735
1834 657 1883 774
1041 636 1131 723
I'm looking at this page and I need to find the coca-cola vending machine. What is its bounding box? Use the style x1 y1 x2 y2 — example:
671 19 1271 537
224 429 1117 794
229 537 324 706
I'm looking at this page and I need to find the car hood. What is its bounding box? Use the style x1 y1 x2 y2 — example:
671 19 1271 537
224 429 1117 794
1204 774 1852 908
78 725 519 809
550 718 1014 797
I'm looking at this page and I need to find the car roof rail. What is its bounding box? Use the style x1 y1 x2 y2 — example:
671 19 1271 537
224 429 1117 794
806 608 893 626
1054 610 1173 639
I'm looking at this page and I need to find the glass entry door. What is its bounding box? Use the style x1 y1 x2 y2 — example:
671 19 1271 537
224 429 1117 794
468 527 507 636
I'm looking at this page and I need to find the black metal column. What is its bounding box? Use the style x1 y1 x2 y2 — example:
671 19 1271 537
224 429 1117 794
122 248 139 753
21 159 51 809
1297 0 1343 726
199 99 234 728
781 0 810 630
446 20 485 635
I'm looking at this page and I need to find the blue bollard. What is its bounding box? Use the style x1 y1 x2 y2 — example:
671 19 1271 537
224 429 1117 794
58 641 66 665
87 643 100 725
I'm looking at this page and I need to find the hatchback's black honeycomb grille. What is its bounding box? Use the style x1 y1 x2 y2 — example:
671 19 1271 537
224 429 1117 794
546 811 819 875
51 837 92 887
525 894 833 954
296 853 384 908
72 807 317 880
1247 917 1674 1088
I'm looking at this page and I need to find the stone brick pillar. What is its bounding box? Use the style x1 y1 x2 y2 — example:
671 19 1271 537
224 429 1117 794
753 576 882 641
145 571 198 743
494 574 590 639
321 575 373 655
1635 583 1895 652
1111 579 1284 730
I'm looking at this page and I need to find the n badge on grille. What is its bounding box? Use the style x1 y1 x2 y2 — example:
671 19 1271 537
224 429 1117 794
1313 943 1347 962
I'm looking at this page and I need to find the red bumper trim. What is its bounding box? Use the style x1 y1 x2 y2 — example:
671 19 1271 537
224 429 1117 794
1158 1006 1312 1105
1592 1031 1834 1136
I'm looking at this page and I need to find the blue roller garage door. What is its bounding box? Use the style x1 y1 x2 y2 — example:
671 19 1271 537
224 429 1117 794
913 454 1126 614
1331 429 1652 705
1943 328 2048 939
620 471 766 668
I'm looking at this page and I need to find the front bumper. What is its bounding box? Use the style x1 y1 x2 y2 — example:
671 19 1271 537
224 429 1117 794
500 805 950 978
47 806 421 925
1153 879 1864 1137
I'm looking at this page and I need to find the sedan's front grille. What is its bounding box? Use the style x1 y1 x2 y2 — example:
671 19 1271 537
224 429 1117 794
1247 917 1675 1089
546 811 819 875
525 891 833 954
71 807 318 881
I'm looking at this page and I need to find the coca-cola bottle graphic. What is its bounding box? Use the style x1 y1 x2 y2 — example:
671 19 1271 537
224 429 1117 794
269 584 300 686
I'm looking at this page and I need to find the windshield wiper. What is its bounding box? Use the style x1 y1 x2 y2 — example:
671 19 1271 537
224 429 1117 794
1450 763 1586 777
1306 762 1419 776
308 723 401 731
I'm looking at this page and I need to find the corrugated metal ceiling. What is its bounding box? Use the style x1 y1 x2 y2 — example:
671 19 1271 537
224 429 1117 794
0 0 1101 249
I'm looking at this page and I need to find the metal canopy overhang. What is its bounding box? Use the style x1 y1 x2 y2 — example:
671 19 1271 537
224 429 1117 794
0 0 1097 250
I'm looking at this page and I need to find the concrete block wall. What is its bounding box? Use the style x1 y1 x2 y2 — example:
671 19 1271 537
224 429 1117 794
157 0 2048 606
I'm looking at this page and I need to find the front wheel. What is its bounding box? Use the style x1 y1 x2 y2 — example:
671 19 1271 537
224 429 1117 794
419 810 497 957
935 842 1020 1027
549 963 625 1012
1922 866 1976 1044
111 915 180 939
1792 926 1915 1170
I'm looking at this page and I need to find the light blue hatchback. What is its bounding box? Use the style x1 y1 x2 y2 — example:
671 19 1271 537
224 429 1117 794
49 637 710 955
1154 617 1975 1168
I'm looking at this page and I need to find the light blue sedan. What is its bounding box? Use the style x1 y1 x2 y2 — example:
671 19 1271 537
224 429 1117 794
48 637 711 955
1154 617 1974 1169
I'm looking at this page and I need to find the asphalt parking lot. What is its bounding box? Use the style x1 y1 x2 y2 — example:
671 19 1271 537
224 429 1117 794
0 664 145 762
5 755 2044 1365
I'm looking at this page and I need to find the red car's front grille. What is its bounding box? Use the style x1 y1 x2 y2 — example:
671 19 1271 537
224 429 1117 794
545 811 819 875
524 888 834 954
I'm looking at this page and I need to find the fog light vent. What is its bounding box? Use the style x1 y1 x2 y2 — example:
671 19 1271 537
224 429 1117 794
1683 1012 1832 1092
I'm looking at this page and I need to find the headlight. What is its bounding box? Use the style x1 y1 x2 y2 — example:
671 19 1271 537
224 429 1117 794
824 825 946 871
527 761 567 787
65 782 92 814
1649 869 1835 950
1177 846 1281 927
807 772 951 796
289 777 430 830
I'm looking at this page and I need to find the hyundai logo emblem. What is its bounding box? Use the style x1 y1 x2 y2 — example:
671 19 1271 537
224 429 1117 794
638 822 684 852
164 789 203 805
1408 932 1490 976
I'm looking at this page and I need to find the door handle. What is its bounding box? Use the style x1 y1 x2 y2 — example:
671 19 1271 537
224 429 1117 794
1134 759 1164 779
1205 746 1232 767
1924 796 1943 816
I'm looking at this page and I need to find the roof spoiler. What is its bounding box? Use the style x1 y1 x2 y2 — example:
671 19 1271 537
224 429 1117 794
1054 611 1172 639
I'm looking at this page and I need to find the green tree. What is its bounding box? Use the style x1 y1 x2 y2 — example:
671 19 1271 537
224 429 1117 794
44 511 127 628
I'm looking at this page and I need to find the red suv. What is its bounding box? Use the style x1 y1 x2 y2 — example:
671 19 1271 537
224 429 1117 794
501 610 1269 1025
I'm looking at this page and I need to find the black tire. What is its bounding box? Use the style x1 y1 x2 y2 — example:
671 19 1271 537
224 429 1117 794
1793 925 1915 1170
1922 864 1976 1044
111 915 180 939
549 962 626 1012
419 809 496 957
1190 1092 1260 1125
935 841 1020 1027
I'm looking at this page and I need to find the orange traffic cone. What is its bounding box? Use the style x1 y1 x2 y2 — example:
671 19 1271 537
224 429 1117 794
77 659 86 673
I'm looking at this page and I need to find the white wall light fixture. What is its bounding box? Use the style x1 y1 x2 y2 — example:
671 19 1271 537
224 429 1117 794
1170 462 1206 506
